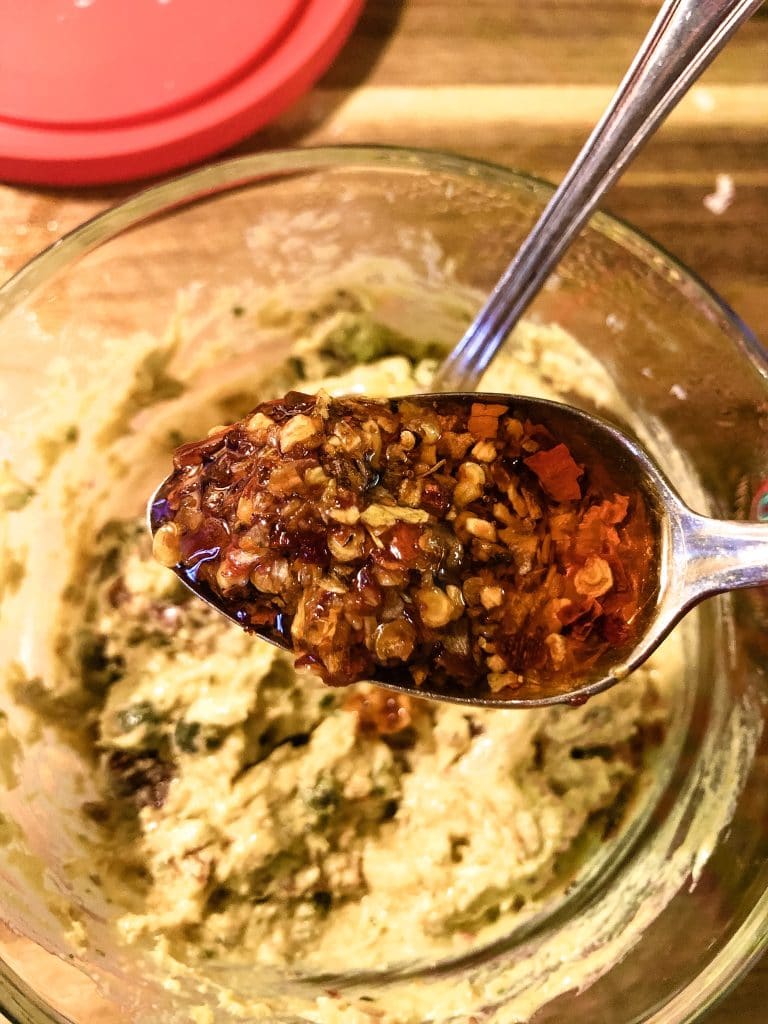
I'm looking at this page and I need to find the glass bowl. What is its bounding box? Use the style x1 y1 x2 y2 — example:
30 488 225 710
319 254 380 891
0 147 766 1024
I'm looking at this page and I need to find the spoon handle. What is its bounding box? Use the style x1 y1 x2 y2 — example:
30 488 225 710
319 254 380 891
679 512 768 602
434 0 764 392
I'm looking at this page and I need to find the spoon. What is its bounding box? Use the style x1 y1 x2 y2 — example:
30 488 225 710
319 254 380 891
148 390 768 709
149 0 766 708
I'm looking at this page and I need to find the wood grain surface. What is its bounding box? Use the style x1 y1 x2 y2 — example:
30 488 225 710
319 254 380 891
1 2 766 1021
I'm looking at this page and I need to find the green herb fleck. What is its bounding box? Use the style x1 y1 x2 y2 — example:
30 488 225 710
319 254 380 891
96 347 185 445
174 720 201 754
306 777 341 812
287 356 306 381
382 798 399 821
0 461 37 510
312 891 333 914
116 702 160 733
0 711 21 789
2 485 36 512
77 630 124 693
319 313 444 369
0 556 25 597
97 544 123 583
205 731 224 752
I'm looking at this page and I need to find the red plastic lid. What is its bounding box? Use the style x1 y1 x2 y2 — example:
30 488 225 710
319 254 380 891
0 0 363 186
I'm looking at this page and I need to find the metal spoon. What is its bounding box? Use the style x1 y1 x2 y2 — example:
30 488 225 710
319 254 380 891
147 388 768 708
149 0 767 707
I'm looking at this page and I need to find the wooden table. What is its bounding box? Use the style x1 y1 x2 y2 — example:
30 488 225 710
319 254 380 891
1 2 766 1021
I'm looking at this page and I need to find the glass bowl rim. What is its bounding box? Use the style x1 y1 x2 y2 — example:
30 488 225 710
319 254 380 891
0 143 766 1024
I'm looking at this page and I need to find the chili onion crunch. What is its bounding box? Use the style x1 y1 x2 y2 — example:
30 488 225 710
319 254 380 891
153 391 657 697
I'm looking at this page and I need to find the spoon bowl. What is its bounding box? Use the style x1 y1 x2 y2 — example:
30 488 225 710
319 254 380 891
148 391 768 708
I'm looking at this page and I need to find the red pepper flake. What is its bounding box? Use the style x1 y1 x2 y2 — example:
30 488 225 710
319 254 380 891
598 494 630 524
468 402 508 439
524 443 584 502
573 494 630 560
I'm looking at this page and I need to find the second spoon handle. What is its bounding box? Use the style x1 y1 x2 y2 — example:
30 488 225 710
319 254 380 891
434 0 764 392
